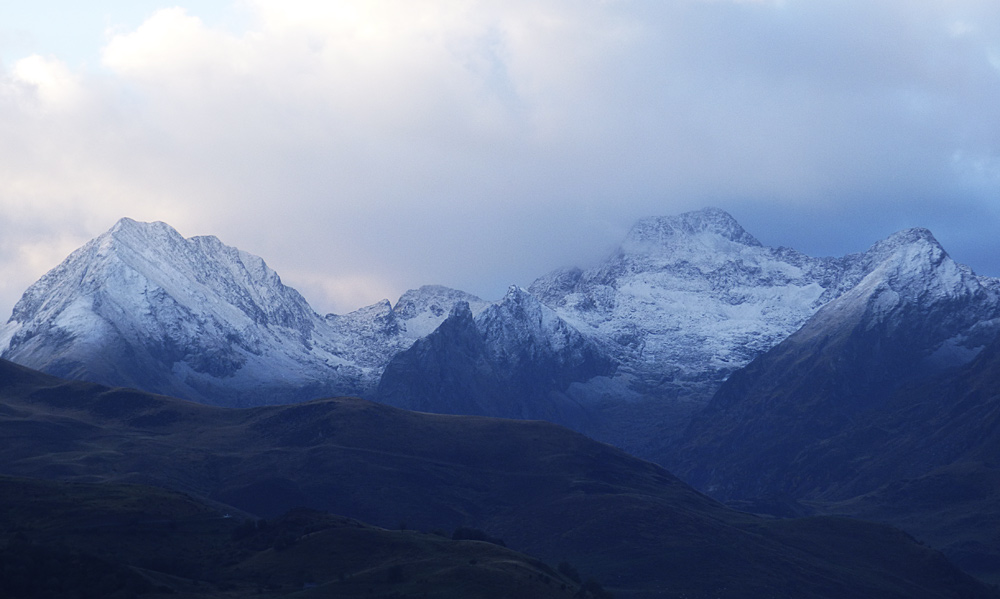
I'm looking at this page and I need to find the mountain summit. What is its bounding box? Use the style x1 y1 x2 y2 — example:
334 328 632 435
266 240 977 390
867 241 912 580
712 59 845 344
0 219 481 405
621 207 762 254
3 209 996 428
1 218 335 403
4 210 1000 587
530 208 845 405
674 224 1000 500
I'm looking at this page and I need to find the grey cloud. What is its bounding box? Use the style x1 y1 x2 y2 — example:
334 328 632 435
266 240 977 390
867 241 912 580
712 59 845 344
0 0 998 317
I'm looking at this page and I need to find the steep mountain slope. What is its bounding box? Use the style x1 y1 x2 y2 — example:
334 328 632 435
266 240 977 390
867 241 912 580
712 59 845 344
665 228 1000 583
4 210 998 468
377 286 614 425
376 302 504 416
529 208 856 401
370 207 876 452
589 224 1000 583
0 358 994 599
0 218 322 401
0 219 486 406
522 207 880 451
376 207 942 456
0 209 871 418
785 333 1000 583
674 227 1000 501
0 215 610 419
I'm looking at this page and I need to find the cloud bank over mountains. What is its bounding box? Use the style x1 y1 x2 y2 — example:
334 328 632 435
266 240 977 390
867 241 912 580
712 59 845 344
1 0 999 316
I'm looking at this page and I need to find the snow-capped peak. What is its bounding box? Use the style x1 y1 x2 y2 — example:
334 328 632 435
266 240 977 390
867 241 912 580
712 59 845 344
56 217 318 332
840 226 988 312
862 227 943 268
5 210 998 421
621 207 762 256
481 285 556 332
1 219 368 403
786 225 1000 373
475 285 605 369
390 285 490 340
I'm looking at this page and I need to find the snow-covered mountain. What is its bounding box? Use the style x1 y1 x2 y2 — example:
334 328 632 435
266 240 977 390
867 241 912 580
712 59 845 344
7 209 1000 586
377 286 614 423
789 227 1000 370
0 218 486 405
673 226 1000 500
528 207 861 405
3 208 996 429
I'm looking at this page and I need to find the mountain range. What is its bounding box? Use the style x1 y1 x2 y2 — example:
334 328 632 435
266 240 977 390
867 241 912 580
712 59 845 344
4 207 1000 587
676 225 1000 500
0 218 495 406
12 208 994 423
670 227 1000 579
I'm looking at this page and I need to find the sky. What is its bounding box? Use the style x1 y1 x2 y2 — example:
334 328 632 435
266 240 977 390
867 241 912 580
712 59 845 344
1 0 999 317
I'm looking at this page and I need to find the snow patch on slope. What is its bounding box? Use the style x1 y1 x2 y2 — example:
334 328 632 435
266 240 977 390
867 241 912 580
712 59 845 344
0 219 492 405
529 208 851 399
530 209 1000 403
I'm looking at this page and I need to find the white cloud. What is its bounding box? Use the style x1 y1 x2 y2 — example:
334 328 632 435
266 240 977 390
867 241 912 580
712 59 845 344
1 0 1000 317
12 54 85 110
101 7 238 76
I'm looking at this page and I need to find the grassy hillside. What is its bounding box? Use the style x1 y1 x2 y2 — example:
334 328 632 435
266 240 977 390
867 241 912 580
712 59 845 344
0 476 591 598
0 359 995 598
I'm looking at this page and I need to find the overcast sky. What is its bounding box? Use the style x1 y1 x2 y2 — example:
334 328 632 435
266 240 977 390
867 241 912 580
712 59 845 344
1 0 999 316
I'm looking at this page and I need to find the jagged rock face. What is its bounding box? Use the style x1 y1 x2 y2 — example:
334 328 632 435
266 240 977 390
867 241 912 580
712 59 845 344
475 286 614 394
0 219 324 403
529 207 862 403
673 228 1000 501
377 288 615 424
392 285 491 338
0 213 610 416
377 302 507 416
0 220 484 406
4 207 997 452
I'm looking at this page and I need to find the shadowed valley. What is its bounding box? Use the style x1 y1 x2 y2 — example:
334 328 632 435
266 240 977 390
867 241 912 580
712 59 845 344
1 358 996 598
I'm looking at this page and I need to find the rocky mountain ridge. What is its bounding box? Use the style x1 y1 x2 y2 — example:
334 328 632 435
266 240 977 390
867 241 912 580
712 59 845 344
2 209 997 427
660 222 1000 583
675 223 1000 494
6 208 1000 583
377 286 614 424
0 218 490 405
529 208 867 403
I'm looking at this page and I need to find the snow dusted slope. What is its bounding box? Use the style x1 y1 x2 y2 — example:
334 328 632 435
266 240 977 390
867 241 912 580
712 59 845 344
377 285 614 423
392 285 491 340
0 219 486 406
5 209 997 428
675 227 1000 501
524 208 1000 458
794 227 1000 368
529 208 855 403
475 285 611 383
